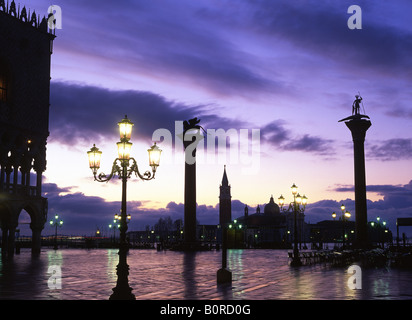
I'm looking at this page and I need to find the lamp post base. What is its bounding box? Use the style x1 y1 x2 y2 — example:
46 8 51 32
109 244 136 300
109 286 135 300
290 256 302 267
217 268 232 284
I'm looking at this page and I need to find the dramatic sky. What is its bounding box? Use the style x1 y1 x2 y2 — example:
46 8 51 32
16 0 412 237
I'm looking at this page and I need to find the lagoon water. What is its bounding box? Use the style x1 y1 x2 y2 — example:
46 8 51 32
1 248 412 300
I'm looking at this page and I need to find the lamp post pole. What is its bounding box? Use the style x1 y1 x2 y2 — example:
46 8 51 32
333 204 351 249
49 214 63 250
109 220 118 245
87 115 161 300
279 184 307 267
112 162 132 299
292 193 300 265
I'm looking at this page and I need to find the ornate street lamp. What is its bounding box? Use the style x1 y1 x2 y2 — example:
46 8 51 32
114 212 131 222
87 115 161 300
332 204 351 249
109 216 121 245
278 184 307 266
50 214 63 250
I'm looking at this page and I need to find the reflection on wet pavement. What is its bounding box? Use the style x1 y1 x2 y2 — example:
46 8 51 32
1 248 412 300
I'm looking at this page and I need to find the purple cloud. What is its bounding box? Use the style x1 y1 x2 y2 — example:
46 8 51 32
49 81 199 145
261 120 334 155
329 181 412 234
367 139 412 161
250 1 412 75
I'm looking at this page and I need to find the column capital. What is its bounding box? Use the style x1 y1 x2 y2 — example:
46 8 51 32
345 119 372 142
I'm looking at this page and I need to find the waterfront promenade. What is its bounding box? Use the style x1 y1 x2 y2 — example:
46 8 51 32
1 248 412 300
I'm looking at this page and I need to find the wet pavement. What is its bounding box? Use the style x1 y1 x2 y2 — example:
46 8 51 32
1 248 412 300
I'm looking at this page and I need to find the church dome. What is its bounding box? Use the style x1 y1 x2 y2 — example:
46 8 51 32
264 196 280 215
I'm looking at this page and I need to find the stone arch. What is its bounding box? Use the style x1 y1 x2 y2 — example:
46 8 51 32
17 208 31 234
0 200 46 257
19 202 45 229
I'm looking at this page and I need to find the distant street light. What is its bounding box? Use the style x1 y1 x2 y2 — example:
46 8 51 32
332 204 351 249
87 115 161 300
109 217 120 244
49 214 63 250
279 184 307 266
375 216 387 248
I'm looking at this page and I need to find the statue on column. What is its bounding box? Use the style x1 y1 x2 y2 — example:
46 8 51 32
183 117 202 133
352 95 362 115
339 94 370 122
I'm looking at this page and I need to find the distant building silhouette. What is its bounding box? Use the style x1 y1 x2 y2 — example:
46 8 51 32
0 2 55 256
231 196 306 248
220 168 306 248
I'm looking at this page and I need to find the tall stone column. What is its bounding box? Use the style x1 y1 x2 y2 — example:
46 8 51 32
339 95 371 249
184 155 196 244
31 224 44 256
182 118 203 247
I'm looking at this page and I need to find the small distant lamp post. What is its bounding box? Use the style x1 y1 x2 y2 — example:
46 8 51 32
279 183 307 266
114 212 131 246
376 216 386 248
109 218 120 244
87 115 161 300
333 204 351 249
50 214 63 250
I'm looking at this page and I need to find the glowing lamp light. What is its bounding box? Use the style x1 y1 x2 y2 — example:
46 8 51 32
118 115 134 141
87 144 103 174
148 142 162 170
291 183 298 195
296 193 302 204
117 140 133 160
345 211 351 219
301 195 308 206
340 204 345 211
278 195 285 207
332 212 337 219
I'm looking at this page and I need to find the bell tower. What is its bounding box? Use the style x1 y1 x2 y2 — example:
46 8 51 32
219 165 231 226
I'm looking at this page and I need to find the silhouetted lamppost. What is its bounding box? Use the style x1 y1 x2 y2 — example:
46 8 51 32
49 214 63 250
332 204 351 249
109 216 121 245
87 115 161 300
278 184 307 266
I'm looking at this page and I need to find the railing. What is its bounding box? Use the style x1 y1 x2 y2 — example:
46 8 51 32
0 184 39 197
